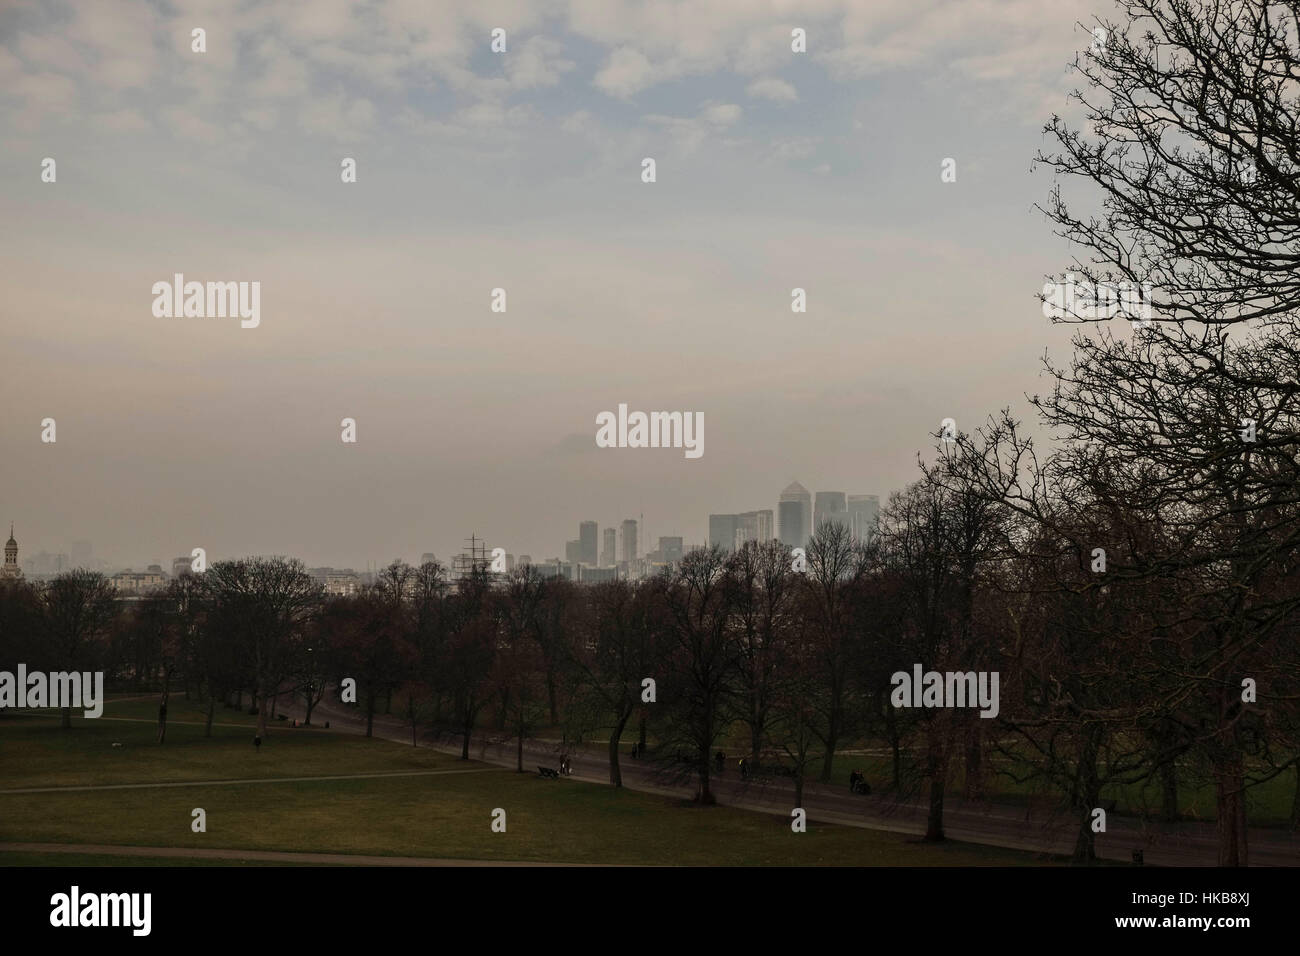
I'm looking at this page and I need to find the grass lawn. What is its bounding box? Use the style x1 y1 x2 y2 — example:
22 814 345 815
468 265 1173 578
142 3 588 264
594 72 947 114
0 851 301 866
0 714 1052 866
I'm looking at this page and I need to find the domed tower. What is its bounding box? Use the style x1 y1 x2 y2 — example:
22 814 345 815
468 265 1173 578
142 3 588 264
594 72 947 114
2 524 20 579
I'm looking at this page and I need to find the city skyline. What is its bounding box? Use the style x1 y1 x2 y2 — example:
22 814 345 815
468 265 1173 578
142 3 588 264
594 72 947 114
5 475 882 574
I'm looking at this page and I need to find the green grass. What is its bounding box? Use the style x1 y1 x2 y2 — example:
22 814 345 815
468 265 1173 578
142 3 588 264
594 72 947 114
0 715 1049 866
0 712 456 789
0 851 305 867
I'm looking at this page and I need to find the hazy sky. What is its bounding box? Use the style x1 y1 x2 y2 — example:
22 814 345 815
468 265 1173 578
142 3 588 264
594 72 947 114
1 0 1109 568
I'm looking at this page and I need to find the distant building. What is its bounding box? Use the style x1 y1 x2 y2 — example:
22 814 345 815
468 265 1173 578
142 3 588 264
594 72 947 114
110 568 168 594
621 519 638 563
814 491 848 534
779 481 812 548
307 567 362 596
579 565 618 584
535 560 574 581
601 528 617 567
565 539 581 564
735 510 774 548
658 536 683 564
420 552 437 566
579 521 598 566
709 514 739 551
171 556 193 577
848 495 880 544
2 525 22 581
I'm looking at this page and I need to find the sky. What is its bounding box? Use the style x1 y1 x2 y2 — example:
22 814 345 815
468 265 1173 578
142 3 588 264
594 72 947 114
0 0 1114 569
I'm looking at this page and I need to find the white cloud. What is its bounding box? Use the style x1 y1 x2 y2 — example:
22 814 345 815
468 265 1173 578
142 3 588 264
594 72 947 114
508 36 576 89
594 46 654 97
746 77 797 103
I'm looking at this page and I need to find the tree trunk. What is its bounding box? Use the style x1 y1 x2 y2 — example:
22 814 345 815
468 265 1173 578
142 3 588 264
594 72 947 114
255 690 268 739
609 708 630 787
205 695 215 737
924 726 946 841
1290 762 1300 831
963 718 984 799
365 696 375 738
516 730 524 772
1159 759 1179 823
696 742 716 804
819 720 839 783
638 713 647 752
1071 728 1101 865
1215 764 1249 866
305 688 315 726
794 771 805 809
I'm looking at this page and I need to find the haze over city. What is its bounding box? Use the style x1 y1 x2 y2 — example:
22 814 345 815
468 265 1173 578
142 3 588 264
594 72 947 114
0 0 1096 568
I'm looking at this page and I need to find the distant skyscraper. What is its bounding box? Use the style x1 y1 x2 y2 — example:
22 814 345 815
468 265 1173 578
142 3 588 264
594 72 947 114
565 539 581 564
709 513 739 551
579 521 598 566
814 491 848 533
779 481 812 548
848 495 880 544
658 536 683 564
621 519 638 563
734 510 774 548
602 528 617 567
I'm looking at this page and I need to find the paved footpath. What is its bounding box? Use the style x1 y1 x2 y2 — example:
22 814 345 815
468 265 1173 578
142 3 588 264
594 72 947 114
279 693 1300 867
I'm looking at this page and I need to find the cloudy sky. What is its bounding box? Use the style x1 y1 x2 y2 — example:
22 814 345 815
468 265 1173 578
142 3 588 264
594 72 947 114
1 0 1110 569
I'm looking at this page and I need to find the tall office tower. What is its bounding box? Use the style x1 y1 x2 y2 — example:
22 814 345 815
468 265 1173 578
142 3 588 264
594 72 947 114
709 513 739 551
579 521 598 566
565 539 581 564
658 537 683 564
602 527 617 567
848 495 880 544
779 481 812 548
621 519 638 563
814 491 848 533
734 512 756 549
420 552 437 566
734 510 774 548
